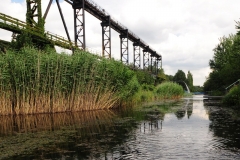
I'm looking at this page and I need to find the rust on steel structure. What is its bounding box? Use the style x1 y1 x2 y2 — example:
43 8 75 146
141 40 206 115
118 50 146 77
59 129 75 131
120 29 129 65
133 39 141 69
0 0 162 73
26 0 44 33
101 16 111 59
65 0 162 69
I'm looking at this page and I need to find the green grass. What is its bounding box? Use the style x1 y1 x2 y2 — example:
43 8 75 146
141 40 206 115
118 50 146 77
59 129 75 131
155 82 184 99
130 82 184 105
223 85 240 108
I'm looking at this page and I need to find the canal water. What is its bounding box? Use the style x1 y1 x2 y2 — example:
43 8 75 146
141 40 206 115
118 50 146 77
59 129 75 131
0 95 240 159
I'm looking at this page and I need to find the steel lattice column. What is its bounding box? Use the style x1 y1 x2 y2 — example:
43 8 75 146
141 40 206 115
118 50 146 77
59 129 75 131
101 16 111 59
73 0 86 50
159 56 162 69
153 56 157 75
143 46 150 70
133 39 141 69
156 56 162 75
120 29 129 65
150 55 153 73
26 0 44 32
156 57 159 75
152 52 157 75
11 33 18 41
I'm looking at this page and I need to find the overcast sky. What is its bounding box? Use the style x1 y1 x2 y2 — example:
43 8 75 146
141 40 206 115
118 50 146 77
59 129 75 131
1 0 240 86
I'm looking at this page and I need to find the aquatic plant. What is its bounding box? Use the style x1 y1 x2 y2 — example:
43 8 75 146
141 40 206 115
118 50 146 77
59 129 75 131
0 47 139 115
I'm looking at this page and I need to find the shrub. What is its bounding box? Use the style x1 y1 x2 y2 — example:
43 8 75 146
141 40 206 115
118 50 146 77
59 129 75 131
223 85 240 107
141 84 155 91
155 82 184 99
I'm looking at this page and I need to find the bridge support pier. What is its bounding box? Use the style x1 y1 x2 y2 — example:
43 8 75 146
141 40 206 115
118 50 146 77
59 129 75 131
26 0 43 31
120 29 129 65
73 0 86 50
11 32 18 41
101 16 111 59
143 46 150 71
152 52 158 75
154 56 158 75
133 39 141 69
150 55 154 73
156 56 162 75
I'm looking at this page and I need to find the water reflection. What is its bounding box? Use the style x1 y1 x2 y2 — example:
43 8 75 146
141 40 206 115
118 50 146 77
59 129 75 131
0 110 138 159
206 106 240 152
0 110 117 136
174 99 193 119
0 96 240 159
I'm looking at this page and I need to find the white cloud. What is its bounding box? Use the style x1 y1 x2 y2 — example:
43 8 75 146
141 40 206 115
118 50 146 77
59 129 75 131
1 0 240 86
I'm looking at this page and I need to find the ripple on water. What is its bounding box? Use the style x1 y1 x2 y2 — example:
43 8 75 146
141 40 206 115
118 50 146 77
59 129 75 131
108 97 240 159
1 96 240 159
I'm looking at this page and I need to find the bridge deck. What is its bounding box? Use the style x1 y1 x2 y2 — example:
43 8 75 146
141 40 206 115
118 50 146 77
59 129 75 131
0 12 73 50
67 0 161 58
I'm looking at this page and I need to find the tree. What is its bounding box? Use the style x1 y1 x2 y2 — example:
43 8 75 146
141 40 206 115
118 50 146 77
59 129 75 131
173 70 187 82
204 21 240 94
173 70 187 90
166 74 174 81
187 71 193 91
156 68 167 84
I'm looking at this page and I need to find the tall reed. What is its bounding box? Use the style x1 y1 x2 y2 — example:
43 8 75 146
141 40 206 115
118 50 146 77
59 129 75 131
0 47 139 115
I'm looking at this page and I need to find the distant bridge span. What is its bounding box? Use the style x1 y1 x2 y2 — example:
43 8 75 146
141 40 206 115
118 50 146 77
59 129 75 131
0 0 162 73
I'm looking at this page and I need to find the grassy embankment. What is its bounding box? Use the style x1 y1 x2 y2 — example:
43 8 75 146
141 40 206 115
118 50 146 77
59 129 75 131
132 82 184 104
0 47 184 115
223 85 240 109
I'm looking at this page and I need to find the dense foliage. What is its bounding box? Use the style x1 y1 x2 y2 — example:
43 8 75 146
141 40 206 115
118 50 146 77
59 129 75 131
134 69 155 85
173 70 187 83
172 70 194 92
155 82 184 99
0 47 139 114
223 85 240 108
204 22 240 95
187 71 193 91
0 45 186 115
133 82 184 103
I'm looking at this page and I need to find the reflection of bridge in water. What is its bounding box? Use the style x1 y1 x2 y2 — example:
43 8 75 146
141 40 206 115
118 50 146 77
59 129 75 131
0 0 162 74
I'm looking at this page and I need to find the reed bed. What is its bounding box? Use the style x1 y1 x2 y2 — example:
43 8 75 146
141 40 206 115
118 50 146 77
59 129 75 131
155 82 184 99
0 47 138 115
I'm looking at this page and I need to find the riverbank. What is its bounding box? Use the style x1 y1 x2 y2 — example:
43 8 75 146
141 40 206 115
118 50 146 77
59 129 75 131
0 47 184 115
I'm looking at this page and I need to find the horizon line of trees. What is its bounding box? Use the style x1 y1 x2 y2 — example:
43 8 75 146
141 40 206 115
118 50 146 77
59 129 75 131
203 21 240 95
158 69 202 92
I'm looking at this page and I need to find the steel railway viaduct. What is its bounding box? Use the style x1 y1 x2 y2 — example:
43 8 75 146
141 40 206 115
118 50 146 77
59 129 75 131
0 0 162 74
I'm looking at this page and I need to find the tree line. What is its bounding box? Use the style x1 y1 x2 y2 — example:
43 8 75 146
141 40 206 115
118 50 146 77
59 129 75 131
158 69 202 92
203 21 240 95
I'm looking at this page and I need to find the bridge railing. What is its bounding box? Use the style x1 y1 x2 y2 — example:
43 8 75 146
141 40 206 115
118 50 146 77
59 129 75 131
0 12 73 49
66 0 156 52
0 13 28 32
85 0 143 43
225 79 240 91
86 0 110 17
